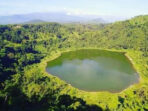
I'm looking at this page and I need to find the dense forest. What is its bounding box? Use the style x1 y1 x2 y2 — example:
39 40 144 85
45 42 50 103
0 15 148 111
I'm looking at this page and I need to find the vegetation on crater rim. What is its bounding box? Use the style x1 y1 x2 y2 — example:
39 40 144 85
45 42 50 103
0 15 148 111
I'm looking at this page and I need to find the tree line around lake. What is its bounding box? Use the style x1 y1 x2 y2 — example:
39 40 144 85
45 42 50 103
0 15 148 111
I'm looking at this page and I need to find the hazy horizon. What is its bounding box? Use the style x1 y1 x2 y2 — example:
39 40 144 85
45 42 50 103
0 0 148 18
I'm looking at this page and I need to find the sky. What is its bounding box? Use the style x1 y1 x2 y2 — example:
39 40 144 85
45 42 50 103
0 0 148 17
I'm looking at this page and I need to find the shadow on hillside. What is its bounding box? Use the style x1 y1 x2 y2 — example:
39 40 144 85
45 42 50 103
57 94 103 111
0 87 103 111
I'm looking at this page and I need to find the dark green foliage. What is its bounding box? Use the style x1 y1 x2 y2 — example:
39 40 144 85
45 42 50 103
118 96 124 104
0 15 148 111
56 94 102 111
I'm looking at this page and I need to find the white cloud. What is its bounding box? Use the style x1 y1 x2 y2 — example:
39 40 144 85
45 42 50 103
65 8 99 16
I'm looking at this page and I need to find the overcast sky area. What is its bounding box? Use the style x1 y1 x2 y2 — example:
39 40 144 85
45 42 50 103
0 0 148 17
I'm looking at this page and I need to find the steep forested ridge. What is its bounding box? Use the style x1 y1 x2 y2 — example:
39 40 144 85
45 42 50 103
0 15 148 111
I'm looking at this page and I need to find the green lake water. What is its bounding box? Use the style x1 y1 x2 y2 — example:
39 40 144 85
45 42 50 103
46 49 139 92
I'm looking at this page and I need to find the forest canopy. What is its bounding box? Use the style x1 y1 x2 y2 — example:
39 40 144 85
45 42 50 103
0 15 148 111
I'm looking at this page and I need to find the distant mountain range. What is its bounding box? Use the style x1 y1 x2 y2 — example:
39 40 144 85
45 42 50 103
23 19 47 24
0 12 129 24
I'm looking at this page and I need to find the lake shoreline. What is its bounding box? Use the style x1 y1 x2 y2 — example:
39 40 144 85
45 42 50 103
44 48 140 93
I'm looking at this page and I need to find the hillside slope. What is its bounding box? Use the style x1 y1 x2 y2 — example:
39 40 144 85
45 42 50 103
0 15 148 111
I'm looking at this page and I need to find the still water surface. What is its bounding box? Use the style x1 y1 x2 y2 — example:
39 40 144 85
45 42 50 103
46 49 139 92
